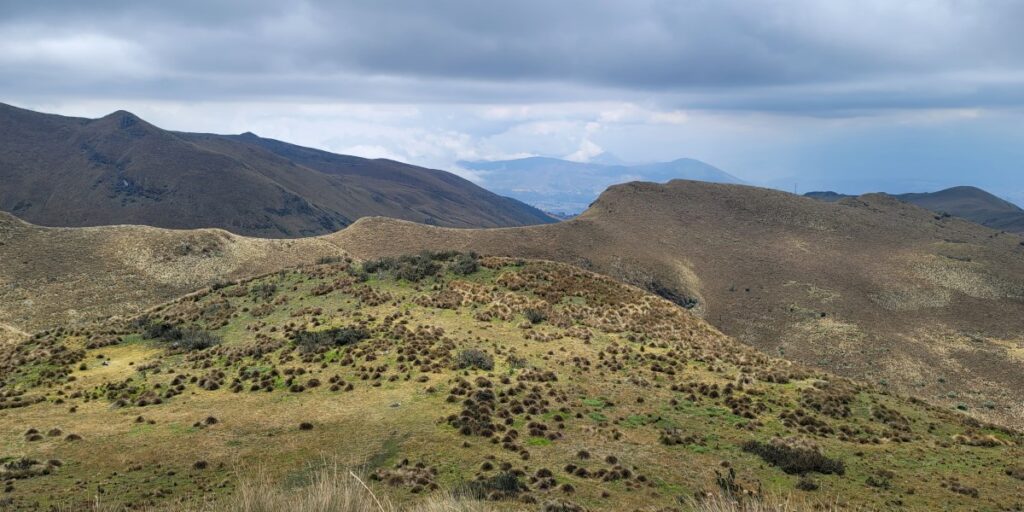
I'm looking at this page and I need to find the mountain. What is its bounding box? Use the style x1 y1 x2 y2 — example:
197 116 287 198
2 253 1021 510
459 156 743 214
897 186 1024 234
330 181 1024 427
806 186 1024 234
0 103 554 238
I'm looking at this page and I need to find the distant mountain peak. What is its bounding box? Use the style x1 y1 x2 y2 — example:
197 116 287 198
459 156 743 214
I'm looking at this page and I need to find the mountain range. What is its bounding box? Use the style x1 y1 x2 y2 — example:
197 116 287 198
0 103 554 238
459 156 742 214
806 186 1024 234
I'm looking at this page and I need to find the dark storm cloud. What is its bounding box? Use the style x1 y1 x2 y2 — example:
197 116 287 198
3 0 1024 111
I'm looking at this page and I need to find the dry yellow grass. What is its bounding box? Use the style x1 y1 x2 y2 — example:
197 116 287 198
63 463 839 512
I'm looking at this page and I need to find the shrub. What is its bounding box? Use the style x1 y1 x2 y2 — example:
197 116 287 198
143 321 180 341
363 251 480 281
456 349 494 371
315 255 344 265
250 283 277 302
463 471 522 500
450 253 480 276
363 254 441 282
141 320 220 351
176 329 222 351
294 327 369 353
523 308 546 324
796 477 819 491
741 440 844 476
506 355 529 369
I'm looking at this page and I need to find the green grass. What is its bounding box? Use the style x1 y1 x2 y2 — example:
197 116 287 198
0 257 1020 511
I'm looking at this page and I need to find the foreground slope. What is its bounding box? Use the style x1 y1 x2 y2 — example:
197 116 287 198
331 181 1024 426
0 255 1020 511
807 186 1024 234
0 103 553 237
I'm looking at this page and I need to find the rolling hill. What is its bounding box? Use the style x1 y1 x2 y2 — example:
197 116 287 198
806 186 1024 234
1 254 1020 510
3 181 1024 431
459 156 742 214
0 210 346 341
0 103 554 238
330 181 1024 427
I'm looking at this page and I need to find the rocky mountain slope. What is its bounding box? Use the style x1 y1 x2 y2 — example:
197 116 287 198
0 103 554 238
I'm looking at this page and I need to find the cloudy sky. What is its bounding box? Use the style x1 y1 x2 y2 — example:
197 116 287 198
3 0 1023 202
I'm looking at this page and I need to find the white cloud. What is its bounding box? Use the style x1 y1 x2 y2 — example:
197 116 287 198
336 144 404 161
565 139 605 162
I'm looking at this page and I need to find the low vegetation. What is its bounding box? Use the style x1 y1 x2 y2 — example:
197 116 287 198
0 255 1020 511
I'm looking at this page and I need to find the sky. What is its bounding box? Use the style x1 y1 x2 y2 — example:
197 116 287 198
2 0 1023 204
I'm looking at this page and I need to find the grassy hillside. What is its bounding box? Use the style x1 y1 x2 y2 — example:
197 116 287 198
0 255 1020 511
329 181 1024 428
0 103 554 238
0 212 346 337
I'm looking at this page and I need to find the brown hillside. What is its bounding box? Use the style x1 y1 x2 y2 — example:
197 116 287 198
330 181 1024 425
896 186 1024 235
3 181 1023 426
808 186 1024 234
0 103 554 238
0 211 345 337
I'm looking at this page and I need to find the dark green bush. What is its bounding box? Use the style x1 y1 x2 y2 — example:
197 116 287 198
140 319 221 351
463 471 522 500
450 252 480 276
176 329 222 351
456 348 494 371
741 440 844 476
316 255 344 264
524 308 546 324
250 283 277 302
363 251 479 281
294 327 369 353
143 321 180 341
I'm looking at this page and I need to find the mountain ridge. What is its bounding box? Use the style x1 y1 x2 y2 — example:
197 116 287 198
0 103 555 238
806 186 1024 234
